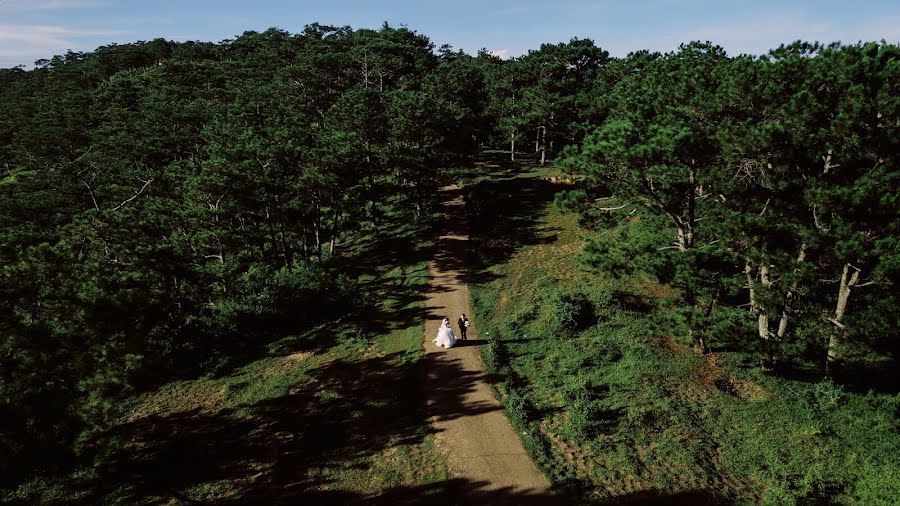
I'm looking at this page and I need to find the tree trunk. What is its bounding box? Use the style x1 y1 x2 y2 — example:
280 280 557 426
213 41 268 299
538 125 547 166
757 264 774 371
684 285 704 352
265 206 281 261
277 210 292 269
745 259 757 315
362 52 369 88
367 170 379 225
696 285 719 352
328 208 342 256
313 211 322 260
699 310 716 351
826 263 860 378
686 164 696 248
510 133 515 162
676 223 688 251
775 243 807 339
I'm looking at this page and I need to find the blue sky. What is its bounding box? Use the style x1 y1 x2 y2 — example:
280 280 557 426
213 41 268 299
1 0 898 68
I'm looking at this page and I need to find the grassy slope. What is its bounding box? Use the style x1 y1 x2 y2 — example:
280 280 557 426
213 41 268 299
466 163 899 505
4 206 447 505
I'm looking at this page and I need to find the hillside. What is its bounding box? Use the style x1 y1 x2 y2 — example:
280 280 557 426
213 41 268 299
466 164 898 504
1 24 898 505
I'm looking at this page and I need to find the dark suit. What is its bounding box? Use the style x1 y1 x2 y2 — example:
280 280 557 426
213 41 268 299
457 317 468 340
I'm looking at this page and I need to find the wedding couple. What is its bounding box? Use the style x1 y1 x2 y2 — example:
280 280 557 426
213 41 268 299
432 314 470 349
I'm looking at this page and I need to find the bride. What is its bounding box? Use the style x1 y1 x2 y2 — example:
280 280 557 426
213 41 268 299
433 317 457 349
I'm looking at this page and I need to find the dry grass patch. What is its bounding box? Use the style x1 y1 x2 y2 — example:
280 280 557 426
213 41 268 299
723 377 769 402
126 380 227 421
260 351 314 379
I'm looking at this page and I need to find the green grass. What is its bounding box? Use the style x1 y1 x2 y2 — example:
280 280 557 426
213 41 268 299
3 209 447 505
467 164 900 505
377 263 430 358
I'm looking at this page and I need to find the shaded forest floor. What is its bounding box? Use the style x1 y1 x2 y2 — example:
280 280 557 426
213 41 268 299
465 163 900 505
3 202 450 505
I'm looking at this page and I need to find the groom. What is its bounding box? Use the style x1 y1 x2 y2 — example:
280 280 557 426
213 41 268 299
457 314 469 341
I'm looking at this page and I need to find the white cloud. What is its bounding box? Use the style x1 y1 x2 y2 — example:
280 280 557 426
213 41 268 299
0 24 131 67
489 48 511 59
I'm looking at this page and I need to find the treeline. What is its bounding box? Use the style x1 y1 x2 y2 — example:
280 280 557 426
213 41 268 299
559 42 898 378
0 25 493 480
0 23 896 483
0 24 614 479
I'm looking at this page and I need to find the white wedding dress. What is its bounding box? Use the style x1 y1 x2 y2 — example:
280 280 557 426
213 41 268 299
433 322 457 348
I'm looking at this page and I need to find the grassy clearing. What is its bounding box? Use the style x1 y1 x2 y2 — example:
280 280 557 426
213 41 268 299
467 163 899 505
3 209 447 505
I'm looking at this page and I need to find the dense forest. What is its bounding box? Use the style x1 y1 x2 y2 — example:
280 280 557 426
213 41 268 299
0 23 897 503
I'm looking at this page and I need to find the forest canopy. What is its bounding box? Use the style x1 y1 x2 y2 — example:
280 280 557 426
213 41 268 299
0 23 896 496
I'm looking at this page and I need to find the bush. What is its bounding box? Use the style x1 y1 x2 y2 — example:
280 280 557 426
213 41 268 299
846 460 900 505
500 386 555 475
502 388 537 426
234 262 355 325
562 389 610 444
810 381 847 411
553 189 587 212
485 337 509 373
549 291 594 335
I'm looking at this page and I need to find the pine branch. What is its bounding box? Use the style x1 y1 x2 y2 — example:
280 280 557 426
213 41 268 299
111 176 154 212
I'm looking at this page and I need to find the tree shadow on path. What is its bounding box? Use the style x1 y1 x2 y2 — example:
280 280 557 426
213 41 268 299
65 347 556 504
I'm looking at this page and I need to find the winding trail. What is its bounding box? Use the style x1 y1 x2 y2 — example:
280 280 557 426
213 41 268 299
422 184 552 501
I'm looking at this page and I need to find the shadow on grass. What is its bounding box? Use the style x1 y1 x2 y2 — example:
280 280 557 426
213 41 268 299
837 361 900 395
188 203 440 384
772 357 900 395
242 480 725 505
58 349 551 504
463 164 569 285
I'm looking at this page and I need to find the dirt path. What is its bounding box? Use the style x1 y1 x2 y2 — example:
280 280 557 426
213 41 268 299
422 184 552 501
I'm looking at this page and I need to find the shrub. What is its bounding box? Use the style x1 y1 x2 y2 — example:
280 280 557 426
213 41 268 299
553 189 587 212
562 389 605 444
810 381 846 411
503 388 537 426
845 460 900 505
549 291 594 335
485 337 508 373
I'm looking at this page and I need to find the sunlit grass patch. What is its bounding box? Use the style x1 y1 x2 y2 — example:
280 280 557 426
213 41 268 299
376 262 429 358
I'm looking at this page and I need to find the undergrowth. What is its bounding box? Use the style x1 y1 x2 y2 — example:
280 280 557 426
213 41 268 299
468 165 900 505
2 207 447 505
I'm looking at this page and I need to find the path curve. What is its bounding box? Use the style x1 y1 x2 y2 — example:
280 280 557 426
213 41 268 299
423 184 552 500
